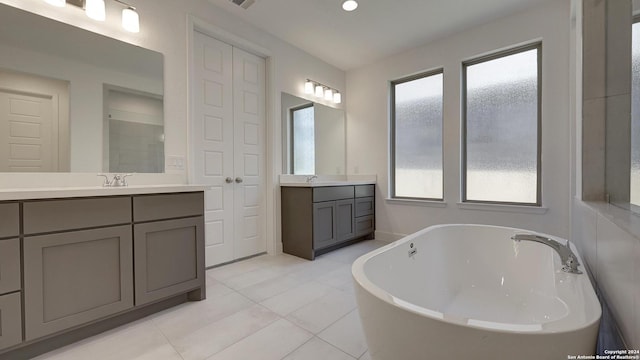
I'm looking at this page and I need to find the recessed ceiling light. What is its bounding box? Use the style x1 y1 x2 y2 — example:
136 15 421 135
342 0 358 12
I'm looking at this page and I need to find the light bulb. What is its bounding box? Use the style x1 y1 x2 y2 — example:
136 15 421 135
86 0 106 21
324 88 333 100
342 0 358 11
315 85 324 97
122 7 140 33
44 0 66 7
304 80 314 94
333 92 342 104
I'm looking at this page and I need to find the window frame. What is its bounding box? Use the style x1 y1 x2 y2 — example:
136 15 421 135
289 103 314 175
461 42 542 206
390 68 445 201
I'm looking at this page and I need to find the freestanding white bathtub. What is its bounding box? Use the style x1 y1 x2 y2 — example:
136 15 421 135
352 224 601 360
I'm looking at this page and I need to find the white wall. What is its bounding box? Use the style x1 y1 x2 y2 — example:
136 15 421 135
346 0 571 239
0 0 346 254
570 0 640 349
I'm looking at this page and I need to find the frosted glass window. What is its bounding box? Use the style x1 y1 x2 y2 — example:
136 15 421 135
392 71 443 199
463 45 540 204
631 21 640 206
291 105 315 174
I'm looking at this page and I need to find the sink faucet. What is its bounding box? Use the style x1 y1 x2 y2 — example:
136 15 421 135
306 175 318 183
97 173 133 187
511 234 582 274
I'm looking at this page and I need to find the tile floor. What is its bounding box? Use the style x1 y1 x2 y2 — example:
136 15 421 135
34 240 387 360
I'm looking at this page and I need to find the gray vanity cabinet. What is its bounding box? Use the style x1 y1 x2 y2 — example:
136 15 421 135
23 225 134 341
313 201 337 249
0 191 206 358
0 203 22 351
0 293 22 350
336 199 355 241
0 239 20 295
22 196 134 341
282 184 374 260
132 193 205 306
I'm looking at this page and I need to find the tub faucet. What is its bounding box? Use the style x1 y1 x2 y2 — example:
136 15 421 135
511 234 582 274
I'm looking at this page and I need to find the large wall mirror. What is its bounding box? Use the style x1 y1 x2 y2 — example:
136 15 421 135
0 3 164 173
281 92 345 175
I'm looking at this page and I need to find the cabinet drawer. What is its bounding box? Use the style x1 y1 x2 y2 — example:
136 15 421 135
313 186 354 202
355 215 375 237
355 197 374 217
24 197 131 234
355 185 375 198
0 203 19 239
133 192 204 222
0 239 20 294
0 292 22 351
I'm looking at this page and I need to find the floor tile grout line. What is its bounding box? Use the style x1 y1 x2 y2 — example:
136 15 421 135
258 280 337 317
315 335 360 360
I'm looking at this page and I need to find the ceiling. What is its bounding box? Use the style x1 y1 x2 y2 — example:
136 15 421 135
207 0 550 70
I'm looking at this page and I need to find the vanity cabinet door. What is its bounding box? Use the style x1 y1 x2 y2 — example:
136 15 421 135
0 292 22 350
0 239 20 294
313 201 337 249
134 217 204 306
336 199 355 242
23 226 134 341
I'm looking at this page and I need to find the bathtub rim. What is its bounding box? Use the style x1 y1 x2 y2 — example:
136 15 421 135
352 223 602 335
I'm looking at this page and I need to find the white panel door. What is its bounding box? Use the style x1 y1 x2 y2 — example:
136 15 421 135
193 31 235 266
192 32 266 267
232 47 266 259
0 90 55 172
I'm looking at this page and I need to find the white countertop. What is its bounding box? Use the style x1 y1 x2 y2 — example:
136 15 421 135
278 174 377 188
280 180 376 187
0 184 210 201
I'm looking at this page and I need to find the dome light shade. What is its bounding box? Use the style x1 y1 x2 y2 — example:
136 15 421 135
122 7 140 33
342 0 358 11
86 0 106 21
44 0 66 7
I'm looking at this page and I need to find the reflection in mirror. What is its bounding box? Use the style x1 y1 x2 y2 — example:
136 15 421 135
104 85 164 173
0 3 163 173
281 92 345 175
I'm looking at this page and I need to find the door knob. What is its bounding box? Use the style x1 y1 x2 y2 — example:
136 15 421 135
225 177 233 183
235 177 243 183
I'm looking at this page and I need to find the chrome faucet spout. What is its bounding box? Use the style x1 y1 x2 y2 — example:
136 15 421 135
511 234 582 274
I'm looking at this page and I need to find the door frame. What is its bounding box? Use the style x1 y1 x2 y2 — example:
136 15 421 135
186 16 277 258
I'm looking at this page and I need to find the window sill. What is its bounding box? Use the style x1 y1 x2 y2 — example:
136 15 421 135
456 202 548 214
385 198 447 208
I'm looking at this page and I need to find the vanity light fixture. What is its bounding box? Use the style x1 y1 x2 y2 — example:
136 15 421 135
342 0 358 11
304 79 342 104
324 88 333 101
304 80 314 94
121 6 140 33
85 0 106 21
44 0 66 7
43 0 140 33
